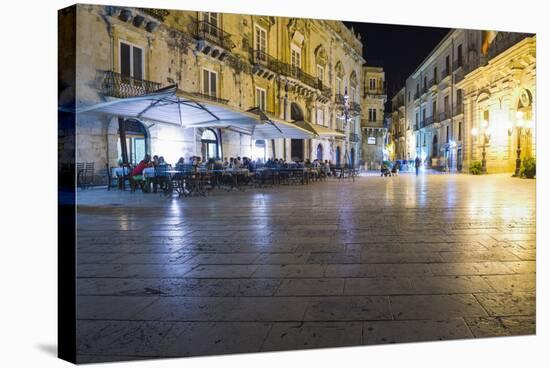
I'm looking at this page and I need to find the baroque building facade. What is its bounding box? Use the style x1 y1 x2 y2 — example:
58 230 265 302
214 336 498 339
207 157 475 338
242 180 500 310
389 87 407 160
68 5 366 170
360 65 387 168
394 28 535 173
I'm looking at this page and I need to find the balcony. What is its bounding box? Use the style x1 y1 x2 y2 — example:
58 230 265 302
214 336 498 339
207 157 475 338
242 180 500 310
349 133 360 143
440 68 450 81
250 49 331 102
424 115 434 126
414 91 420 100
454 103 464 116
487 32 532 60
99 70 162 98
365 87 386 96
185 91 229 105
438 110 451 122
190 20 234 60
453 58 464 71
350 101 362 113
428 78 438 90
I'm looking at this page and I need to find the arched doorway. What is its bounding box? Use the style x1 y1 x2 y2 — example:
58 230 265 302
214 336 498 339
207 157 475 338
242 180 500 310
316 144 323 161
335 146 341 165
290 102 305 161
432 135 438 158
253 139 267 162
117 119 149 165
201 128 219 161
350 147 355 167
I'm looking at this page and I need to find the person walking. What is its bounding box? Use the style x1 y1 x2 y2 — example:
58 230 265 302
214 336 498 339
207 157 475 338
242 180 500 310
415 156 421 176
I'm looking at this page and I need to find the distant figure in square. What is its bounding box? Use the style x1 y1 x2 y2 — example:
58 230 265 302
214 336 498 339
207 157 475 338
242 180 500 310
415 157 421 176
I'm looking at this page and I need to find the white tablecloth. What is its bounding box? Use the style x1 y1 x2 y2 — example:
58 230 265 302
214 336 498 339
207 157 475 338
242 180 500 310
112 167 130 177
143 167 156 178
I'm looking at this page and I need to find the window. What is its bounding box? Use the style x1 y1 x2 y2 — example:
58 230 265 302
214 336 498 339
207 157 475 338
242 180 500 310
432 101 437 116
446 125 450 143
458 121 463 141
255 87 266 111
444 95 450 112
415 111 419 128
119 41 143 80
316 108 324 125
336 77 342 95
457 44 463 66
423 132 426 146
202 69 217 97
317 65 324 83
434 67 438 82
408 91 411 102
350 86 356 102
202 12 219 36
255 25 267 61
368 108 377 122
445 55 450 72
422 107 426 123
369 78 376 90
336 116 345 131
291 44 301 69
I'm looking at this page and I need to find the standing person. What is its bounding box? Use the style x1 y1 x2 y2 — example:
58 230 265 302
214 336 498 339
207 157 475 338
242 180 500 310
415 156 421 176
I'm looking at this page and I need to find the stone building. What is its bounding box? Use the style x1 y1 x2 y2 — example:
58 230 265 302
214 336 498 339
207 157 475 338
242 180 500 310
457 34 536 174
401 28 535 173
389 87 407 160
361 65 387 169
67 4 366 171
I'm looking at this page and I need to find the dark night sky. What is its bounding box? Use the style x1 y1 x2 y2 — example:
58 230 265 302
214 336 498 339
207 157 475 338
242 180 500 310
343 21 450 110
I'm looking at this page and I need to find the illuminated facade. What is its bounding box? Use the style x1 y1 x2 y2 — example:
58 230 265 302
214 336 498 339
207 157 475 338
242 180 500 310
73 5 365 169
361 65 387 168
401 29 535 173
390 87 407 160
457 35 536 173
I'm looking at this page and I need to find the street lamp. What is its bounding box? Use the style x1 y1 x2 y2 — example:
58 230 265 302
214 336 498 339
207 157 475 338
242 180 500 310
342 87 350 168
509 111 532 177
471 119 492 174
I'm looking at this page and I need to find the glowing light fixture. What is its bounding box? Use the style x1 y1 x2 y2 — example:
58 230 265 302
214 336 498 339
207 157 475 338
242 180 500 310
471 127 479 136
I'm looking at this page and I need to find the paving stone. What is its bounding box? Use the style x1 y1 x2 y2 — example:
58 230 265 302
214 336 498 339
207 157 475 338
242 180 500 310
304 296 392 321
184 253 260 265
408 276 495 294
439 250 520 262
76 296 158 319
482 274 536 293
183 265 259 278
159 322 272 357
159 278 283 297
474 292 536 316
77 320 174 356
252 264 326 278
429 262 513 276
275 279 345 296
464 316 536 337
133 297 310 322
261 322 363 351
344 277 415 295
502 261 536 274
324 264 377 278
389 294 488 320
363 319 473 344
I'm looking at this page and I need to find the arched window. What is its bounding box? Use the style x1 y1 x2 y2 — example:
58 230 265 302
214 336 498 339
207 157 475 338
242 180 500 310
201 128 219 160
335 146 341 164
315 45 328 84
432 135 438 158
335 61 345 96
253 139 266 162
117 119 149 165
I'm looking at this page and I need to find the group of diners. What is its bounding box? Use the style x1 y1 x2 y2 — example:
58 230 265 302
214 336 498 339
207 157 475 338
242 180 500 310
115 153 354 195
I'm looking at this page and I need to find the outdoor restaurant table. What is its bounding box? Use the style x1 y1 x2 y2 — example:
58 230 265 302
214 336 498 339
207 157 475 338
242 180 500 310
113 166 130 177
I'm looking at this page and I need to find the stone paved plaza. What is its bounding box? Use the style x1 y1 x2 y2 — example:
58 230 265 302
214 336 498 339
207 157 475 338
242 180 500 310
75 173 536 363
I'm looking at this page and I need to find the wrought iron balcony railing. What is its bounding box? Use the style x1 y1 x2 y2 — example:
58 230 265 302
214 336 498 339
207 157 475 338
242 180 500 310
186 92 229 104
250 49 331 96
366 87 386 95
349 133 360 142
425 115 434 126
99 70 162 98
453 58 464 71
441 68 450 80
438 110 451 122
190 20 233 50
454 103 464 115
138 8 170 21
428 78 438 87
414 91 420 100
